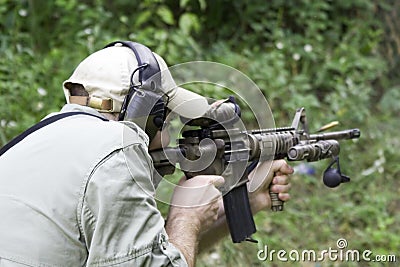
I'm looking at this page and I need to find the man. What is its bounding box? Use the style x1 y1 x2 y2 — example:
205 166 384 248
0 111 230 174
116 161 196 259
0 42 293 266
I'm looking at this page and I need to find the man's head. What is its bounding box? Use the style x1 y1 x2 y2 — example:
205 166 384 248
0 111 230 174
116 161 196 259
63 41 209 138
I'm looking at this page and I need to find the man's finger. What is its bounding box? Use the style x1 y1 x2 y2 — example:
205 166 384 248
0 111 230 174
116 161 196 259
270 183 292 194
272 175 290 185
180 175 225 188
272 159 294 175
278 193 291 201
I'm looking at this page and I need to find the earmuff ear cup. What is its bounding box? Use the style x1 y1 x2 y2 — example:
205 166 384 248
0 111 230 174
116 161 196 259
106 41 168 141
153 116 164 129
104 41 161 92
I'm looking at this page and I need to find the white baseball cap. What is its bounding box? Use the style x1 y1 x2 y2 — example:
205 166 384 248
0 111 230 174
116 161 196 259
63 44 209 119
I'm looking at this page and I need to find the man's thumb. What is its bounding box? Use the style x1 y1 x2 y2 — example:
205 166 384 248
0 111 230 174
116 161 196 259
209 175 225 187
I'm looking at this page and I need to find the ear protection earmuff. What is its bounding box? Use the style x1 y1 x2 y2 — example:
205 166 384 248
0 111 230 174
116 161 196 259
104 41 166 134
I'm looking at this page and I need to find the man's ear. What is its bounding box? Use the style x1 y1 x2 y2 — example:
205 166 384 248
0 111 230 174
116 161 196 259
65 83 88 96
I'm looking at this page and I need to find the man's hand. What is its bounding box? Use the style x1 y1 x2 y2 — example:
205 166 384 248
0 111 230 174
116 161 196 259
248 160 294 214
165 175 224 267
168 175 224 231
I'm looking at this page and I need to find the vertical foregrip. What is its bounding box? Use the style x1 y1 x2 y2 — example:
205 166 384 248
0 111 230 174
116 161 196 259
247 160 284 212
223 184 257 243
269 186 284 211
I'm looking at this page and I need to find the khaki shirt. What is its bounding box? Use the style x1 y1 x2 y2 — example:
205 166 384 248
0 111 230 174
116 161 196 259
0 104 187 267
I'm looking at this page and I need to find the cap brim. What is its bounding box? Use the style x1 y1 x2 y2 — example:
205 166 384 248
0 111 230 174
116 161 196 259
153 52 209 119
166 86 209 119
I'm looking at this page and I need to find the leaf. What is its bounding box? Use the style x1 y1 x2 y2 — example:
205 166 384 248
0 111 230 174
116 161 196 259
134 10 152 27
180 0 189 8
179 13 200 35
378 86 400 114
157 5 175 26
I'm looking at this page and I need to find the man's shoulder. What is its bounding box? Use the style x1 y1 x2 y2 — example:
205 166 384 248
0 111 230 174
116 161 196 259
119 120 150 146
53 104 150 147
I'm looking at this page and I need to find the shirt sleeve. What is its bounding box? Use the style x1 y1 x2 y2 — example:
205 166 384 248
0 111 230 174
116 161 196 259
80 142 187 267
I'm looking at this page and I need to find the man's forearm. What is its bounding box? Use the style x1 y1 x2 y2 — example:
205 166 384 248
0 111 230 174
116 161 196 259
198 213 229 253
165 216 200 267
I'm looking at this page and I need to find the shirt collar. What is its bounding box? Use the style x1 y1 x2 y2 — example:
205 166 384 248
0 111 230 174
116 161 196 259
59 104 107 119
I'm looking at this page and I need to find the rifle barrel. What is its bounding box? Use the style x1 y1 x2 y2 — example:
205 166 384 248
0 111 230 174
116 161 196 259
309 128 360 141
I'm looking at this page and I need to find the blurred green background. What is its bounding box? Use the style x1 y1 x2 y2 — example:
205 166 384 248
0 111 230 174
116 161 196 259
0 0 398 266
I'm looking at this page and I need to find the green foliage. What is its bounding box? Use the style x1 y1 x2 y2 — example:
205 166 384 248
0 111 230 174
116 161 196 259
0 0 398 266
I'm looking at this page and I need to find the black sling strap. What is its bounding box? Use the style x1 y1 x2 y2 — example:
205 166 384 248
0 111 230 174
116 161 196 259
0 112 108 157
